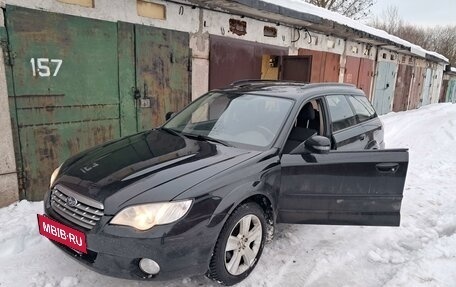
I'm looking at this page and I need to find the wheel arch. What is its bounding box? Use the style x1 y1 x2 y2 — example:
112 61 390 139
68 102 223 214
236 194 274 224
208 192 276 243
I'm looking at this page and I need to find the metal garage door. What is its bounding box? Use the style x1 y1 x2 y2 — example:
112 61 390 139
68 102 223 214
5 6 191 200
421 68 432 106
344 56 360 86
344 56 374 99
408 66 425 109
118 22 191 132
372 61 398 115
280 56 312 82
5 6 121 200
358 58 375 99
209 35 287 89
393 64 413 112
447 79 456 103
298 48 340 83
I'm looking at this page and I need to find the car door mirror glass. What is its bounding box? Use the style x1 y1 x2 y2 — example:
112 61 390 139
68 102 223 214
303 135 331 154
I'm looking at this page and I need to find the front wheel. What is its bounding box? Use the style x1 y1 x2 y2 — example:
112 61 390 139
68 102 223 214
207 203 266 286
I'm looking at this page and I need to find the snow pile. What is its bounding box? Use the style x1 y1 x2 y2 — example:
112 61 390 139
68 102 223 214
0 103 456 286
264 0 449 62
0 201 44 258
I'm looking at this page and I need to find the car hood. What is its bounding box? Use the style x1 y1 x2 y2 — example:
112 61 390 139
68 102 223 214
55 129 259 213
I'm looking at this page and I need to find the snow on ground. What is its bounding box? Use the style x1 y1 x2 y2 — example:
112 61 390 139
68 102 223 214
1 103 455 287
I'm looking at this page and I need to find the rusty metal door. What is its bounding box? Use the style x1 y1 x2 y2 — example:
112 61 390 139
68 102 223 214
430 69 443 104
440 79 449 103
298 49 324 82
323 52 340 82
344 56 360 85
210 36 256 89
5 6 121 200
209 35 287 89
298 49 340 83
344 56 374 99
358 58 374 99
408 66 424 109
280 56 311 82
5 7 191 200
421 68 432 106
393 64 413 112
134 24 191 130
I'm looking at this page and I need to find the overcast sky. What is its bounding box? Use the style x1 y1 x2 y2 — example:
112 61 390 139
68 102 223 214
368 0 456 27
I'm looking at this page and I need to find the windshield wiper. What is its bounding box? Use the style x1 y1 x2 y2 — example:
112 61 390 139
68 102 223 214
181 132 232 147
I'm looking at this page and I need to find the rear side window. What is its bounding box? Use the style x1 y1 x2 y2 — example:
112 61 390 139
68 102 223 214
326 95 357 132
346 95 377 123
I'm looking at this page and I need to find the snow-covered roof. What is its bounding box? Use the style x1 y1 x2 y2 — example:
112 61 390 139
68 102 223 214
262 0 449 63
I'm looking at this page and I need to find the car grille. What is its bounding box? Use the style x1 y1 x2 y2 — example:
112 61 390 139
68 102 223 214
50 185 104 230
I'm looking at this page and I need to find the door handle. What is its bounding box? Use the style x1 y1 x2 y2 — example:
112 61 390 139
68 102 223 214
376 163 399 173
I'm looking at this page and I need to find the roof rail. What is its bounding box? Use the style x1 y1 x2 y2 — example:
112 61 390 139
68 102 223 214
305 82 357 88
229 79 306 87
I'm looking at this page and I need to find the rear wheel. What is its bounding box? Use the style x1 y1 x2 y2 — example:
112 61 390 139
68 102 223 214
207 203 266 286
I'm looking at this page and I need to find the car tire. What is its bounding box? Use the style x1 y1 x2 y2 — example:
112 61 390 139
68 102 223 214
207 202 267 286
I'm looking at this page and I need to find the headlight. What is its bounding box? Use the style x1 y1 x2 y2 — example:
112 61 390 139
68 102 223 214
49 164 62 187
110 200 192 231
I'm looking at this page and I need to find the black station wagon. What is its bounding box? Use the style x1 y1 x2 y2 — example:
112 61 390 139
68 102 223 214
40 81 408 286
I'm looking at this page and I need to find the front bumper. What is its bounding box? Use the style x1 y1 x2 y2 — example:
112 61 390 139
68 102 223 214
43 195 220 280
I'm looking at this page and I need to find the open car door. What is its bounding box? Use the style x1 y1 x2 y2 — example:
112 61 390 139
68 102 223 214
278 149 408 226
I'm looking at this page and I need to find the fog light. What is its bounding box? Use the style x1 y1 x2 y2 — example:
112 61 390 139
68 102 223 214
139 258 160 275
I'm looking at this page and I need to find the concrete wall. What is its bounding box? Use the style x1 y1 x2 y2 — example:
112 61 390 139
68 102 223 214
0 10 19 207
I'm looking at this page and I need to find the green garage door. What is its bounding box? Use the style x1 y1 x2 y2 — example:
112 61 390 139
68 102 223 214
5 6 191 200
118 22 191 131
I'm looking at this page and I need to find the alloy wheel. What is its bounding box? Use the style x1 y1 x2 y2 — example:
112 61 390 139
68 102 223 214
224 214 263 276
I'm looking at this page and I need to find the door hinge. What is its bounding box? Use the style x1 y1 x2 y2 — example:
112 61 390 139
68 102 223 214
187 57 192 72
17 169 27 199
0 29 14 66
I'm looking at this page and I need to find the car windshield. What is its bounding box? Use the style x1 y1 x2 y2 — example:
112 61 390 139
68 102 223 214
163 92 294 150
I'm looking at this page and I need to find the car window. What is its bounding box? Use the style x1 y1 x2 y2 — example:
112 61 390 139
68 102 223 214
347 95 376 123
326 95 357 132
164 92 294 150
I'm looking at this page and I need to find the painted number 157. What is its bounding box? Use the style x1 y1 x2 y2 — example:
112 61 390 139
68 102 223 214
30 58 63 77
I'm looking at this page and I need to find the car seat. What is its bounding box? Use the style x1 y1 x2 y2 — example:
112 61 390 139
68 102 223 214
283 103 318 153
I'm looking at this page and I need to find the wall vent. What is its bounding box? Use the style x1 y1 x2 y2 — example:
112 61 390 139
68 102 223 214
137 0 166 20
263 26 277 38
229 19 247 36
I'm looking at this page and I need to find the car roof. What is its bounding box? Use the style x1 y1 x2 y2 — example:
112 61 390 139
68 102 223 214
217 80 365 101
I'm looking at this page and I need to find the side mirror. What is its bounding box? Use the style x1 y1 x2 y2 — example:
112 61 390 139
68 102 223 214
165 111 175 121
304 135 331 154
